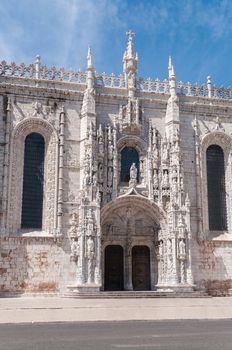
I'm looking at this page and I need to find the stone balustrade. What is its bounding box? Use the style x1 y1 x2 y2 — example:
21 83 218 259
0 59 231 99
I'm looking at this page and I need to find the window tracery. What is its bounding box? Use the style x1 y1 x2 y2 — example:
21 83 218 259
21 133 45 229
206 144 227 231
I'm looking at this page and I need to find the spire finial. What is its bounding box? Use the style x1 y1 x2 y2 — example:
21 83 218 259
125 30 135 59
168 56 172 71
168 56 176 97
126 30 135 42
87 46 93 69
168 56 175 79
171 64 175 77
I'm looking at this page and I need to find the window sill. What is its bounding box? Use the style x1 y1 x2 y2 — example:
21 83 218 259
21 229 54 238
210 231 232 241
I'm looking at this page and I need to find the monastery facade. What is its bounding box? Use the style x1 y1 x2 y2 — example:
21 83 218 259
0 32 232 296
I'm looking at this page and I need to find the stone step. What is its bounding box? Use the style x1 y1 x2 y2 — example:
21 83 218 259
64 290 210 299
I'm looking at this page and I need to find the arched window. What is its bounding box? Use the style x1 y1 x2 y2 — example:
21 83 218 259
120 147 139 182
21 133 45 229
206 144 227 231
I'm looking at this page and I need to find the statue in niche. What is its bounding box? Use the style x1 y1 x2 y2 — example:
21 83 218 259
179 239 186 257
96 189 101 205
87 236 95 283
129 163 138 188
70 238 80 262
162 142 168 162
83 167 91 187
108 139 114 162
86 209 94 236
87 236 95 260
92 173 97 186
159 240 163 258
99 141 104 158
130 163 137 180
162 171 169 188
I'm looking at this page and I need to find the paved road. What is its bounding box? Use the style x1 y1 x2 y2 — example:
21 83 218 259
0 320 232 350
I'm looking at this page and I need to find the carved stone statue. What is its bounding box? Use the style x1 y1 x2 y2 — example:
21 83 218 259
159 240 163 257
130 163 137 180
108 140 114 162
70 238 80 262
162 171 169 189
87 236 95 260
129 163 137 188
87 236 95 283
162 142 168 162
179 239 186 257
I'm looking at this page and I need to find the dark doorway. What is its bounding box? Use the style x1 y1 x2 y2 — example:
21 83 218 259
104 245 124 291
132 246 151 291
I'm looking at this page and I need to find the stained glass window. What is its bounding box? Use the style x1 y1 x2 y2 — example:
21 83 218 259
207 144 227 231
21 133 45 229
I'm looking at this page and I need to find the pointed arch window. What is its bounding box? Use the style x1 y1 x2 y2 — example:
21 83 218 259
21 133 45 229
120 147 139 183
206 144 227 231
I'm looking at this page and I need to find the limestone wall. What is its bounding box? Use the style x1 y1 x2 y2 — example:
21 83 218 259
0 237 73 294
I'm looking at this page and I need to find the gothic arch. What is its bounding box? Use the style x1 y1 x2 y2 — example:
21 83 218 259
7 118 59 234
201 131 232 237
117 135 146 155
101 194 166 233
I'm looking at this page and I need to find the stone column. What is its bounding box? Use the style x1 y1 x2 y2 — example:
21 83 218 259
125 243 133 290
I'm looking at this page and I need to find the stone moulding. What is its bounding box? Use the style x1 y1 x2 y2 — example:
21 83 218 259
200 131 232 239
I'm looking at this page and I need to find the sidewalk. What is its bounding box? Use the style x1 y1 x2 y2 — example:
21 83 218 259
0 296 232 324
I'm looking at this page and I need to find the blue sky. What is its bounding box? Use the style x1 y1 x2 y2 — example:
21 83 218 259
1 0 231 86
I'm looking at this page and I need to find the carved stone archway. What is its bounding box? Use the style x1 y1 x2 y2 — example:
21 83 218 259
101 194 166 290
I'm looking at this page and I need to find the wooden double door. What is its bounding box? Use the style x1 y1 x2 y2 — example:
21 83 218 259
104 245 151 291
104 245 124 291
132 246 151 291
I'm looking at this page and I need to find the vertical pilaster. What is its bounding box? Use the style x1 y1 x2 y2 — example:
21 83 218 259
1 97 11 234
56 105 65 236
